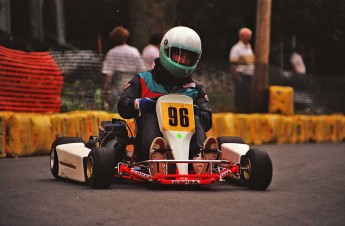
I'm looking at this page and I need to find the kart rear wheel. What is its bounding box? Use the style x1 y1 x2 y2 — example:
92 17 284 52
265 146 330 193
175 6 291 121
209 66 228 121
50 137 84 179
217 136 245 145
85 147 115 189
240 149 273 190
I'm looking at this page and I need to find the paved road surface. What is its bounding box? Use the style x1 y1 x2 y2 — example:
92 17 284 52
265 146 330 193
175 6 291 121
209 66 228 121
1 143 345 226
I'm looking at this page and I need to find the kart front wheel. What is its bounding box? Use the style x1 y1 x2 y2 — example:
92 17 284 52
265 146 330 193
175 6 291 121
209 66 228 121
50 137 84 179
240 149 273 190
85 147 115 189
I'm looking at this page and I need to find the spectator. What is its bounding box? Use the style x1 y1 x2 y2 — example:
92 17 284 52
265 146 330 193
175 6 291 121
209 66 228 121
229 27 255 113
102 26 146 111
142 33 162 69
290 47 306 75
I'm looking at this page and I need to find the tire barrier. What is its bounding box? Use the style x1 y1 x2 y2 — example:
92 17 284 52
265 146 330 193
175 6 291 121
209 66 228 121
209 113 344 145
0 111 129 157
0 46 63 112
0 112 344 157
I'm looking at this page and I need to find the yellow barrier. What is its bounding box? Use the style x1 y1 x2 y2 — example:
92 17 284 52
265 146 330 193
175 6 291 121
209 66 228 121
210 113 237 138
0 111 13 157
50 113 68 140
292 115 308 143
261 114 280 143
0 111 344 157
269 86 294 116
7 113 34 156
31 114 51 155
278 116 295 144
233 114 251 144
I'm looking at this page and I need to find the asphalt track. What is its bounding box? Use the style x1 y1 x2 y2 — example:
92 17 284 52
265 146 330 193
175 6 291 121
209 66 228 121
1 142 345 226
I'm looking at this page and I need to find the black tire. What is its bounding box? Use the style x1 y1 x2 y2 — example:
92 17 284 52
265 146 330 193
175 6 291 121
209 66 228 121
240 149 273 191
50 137 84 179
85 136 99 149
105 138 127 164
85 147 115 189
217 136 245 145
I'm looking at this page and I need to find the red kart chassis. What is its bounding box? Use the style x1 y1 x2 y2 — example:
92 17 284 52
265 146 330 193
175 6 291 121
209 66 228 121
116 159 240 185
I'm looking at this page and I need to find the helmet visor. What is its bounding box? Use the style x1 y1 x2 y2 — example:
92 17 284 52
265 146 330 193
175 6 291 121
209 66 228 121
168 47 200 67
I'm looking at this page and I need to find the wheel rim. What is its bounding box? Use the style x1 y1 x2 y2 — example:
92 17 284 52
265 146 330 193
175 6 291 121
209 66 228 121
50 148 55 170
86 156 94 179
243 158 251 180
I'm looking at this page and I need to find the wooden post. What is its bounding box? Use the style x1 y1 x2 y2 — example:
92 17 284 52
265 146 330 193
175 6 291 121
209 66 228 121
252 0 272 112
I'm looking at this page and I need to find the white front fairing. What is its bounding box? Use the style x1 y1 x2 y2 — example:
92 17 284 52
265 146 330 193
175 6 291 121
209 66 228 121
220 143 250 163
56 143 91 182
156 94 195 175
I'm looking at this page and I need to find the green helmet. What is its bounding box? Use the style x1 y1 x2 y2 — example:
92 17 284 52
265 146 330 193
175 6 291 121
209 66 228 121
159 26 202 79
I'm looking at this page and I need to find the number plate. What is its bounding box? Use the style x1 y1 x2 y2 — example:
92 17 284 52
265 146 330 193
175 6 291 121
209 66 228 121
161 102 195 132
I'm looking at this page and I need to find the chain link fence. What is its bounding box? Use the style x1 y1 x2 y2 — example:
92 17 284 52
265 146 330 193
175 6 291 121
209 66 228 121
52 50 344 114
51 51 104 111
268 66 345 114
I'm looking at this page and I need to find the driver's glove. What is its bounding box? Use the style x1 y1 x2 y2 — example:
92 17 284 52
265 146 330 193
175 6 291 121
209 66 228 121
134 98 156 116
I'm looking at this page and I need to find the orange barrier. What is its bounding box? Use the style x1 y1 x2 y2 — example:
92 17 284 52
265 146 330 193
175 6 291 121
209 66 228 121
0 46 63 112
0 112 344 157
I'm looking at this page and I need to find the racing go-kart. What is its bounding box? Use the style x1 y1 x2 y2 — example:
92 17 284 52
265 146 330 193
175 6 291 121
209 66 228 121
50 94 273 190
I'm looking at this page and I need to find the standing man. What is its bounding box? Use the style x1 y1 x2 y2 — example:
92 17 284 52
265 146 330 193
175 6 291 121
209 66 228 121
102 26 146 111
290 46 306 75
229 27 255 113
142 33 163 69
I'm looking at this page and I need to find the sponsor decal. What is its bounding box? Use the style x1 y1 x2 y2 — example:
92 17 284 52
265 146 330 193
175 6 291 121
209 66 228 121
172 180 200 184
131 169 150 178
220 169 231 178
59 161 76 169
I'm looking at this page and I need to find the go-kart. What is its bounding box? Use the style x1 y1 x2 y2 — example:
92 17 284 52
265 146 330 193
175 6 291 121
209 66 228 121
50 94 273 190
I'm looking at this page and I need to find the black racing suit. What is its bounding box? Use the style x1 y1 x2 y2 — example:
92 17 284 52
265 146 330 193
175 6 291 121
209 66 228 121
117 59 212 161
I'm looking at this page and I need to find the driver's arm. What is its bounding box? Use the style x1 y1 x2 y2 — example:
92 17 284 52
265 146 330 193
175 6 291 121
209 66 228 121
194 84 212 132
117 75 141 119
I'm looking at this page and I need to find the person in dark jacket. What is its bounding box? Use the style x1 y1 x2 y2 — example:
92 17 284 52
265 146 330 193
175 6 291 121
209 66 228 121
117 26 213 164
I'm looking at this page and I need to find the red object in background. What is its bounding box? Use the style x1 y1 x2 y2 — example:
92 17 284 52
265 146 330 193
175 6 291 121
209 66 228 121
0 46 63 112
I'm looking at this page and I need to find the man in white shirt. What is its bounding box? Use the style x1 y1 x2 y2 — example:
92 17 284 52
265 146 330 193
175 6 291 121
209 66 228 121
142 33 162 69
290 51 306 74
102 26 146 111
229 27 255 113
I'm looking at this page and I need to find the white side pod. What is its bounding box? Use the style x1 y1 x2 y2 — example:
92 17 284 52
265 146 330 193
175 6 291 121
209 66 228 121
220 143 250 163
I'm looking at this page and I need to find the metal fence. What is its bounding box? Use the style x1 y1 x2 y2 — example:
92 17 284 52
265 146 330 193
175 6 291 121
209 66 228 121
51 50 344 114
51 51 104 111
268 66 345 114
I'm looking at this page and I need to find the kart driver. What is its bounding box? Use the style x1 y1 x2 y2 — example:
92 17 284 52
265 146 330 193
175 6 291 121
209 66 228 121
117 26 218 174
